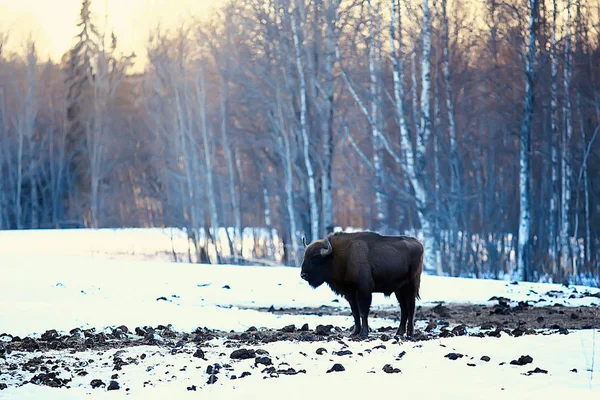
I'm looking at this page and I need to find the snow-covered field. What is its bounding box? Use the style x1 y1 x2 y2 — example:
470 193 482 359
0 253 599 338
0 227 285 263
1 230 599 399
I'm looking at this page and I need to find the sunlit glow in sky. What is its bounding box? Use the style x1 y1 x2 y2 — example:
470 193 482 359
0 0 221 69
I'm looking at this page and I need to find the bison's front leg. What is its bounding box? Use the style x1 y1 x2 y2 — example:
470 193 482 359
356 292 372 338
345 293 361 337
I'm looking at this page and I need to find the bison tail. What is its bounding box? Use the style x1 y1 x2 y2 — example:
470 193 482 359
414 252 424 300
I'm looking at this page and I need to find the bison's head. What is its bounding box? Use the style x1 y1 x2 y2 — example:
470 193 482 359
300 237 333 288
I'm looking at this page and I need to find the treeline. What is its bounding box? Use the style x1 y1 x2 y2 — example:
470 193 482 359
0 0 599 283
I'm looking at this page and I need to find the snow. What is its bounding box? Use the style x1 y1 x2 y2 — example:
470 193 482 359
1 253 597 338
0 227 285 263
1 229 599 398
1 331 598 399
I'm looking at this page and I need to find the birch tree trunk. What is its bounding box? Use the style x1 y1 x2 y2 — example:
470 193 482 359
441 0 460 275
549 0 559 276
417 0 432 169
319 0 340 237
583 150 591 266
174 76 200 259
0 84 6 229
574 93 591 266
410 51 419 135
273 85 300 266
517 0 538 282
368 0 387 233
560 0 573 278
15 97 24 230
390 0 440 274
291 9 319 242
261 172 274 259
25 43 39 228
433 83 444 272
219 80 241 259
198 63 221 262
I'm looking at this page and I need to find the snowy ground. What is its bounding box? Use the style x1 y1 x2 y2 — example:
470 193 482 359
1 230 599 399
0 227 285 264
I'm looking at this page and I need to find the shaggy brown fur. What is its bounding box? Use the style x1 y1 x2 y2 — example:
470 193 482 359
300 231 423 338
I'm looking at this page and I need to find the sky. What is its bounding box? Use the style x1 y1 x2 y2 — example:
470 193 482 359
0 0 222 70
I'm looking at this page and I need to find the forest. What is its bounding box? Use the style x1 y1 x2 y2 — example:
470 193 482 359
0 0 598 284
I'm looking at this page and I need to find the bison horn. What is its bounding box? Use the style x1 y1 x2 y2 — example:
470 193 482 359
320 238 333 256
302 236 308 248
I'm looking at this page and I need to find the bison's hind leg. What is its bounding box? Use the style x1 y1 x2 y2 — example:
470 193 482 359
395 287 417 338
395 290 409 337
345 292 361 337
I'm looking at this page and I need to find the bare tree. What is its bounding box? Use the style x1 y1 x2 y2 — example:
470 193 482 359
0 32 8 229
319 0 340 236
549 0 559 277
367 0 387 233
196 63 222 261
291 5 319 241
517 0 538 281
390 0 440 274
560 0 573 277
441 0 461 274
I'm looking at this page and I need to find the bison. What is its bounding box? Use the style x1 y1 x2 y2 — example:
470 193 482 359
300 231 423 338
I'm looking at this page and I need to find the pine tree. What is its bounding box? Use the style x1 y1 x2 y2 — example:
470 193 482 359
63 0 98 225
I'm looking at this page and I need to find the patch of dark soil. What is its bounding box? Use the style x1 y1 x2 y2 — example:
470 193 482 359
525 367 548 375
451 325 468 336
230 348 256 360
382 364 401 373
113 355 128 371
206 364 221 375
432 303 452 318
22 356 45 373
280 325 296 333
90 379 105 389
315 325 334 335
327 363 345 373
255 356 272 366
445 353 464 360
40 330 59 342
333 350 353 356
107 380 120 390
425 321 437 332
278 367 305 375
380 334 391 341
30 372 71 388
510 355 533 366
193 348 206 359
260 301 599 332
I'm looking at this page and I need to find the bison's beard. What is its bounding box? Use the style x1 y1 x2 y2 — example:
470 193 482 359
306 274 326 289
